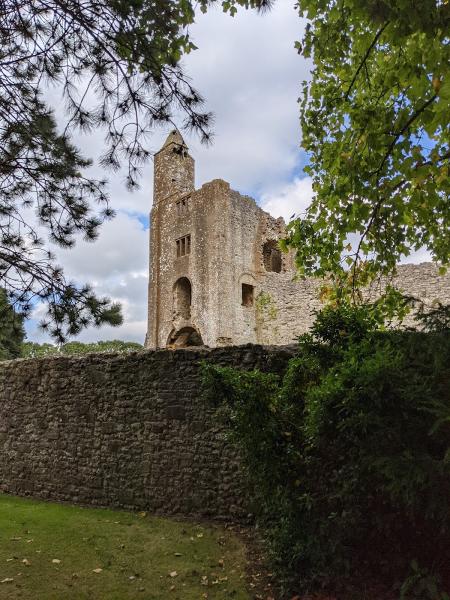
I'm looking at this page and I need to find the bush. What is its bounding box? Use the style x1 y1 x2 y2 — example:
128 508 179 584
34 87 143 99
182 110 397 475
202 305 450 597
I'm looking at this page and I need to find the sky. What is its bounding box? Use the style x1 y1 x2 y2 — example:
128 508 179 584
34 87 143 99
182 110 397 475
26 2 314 344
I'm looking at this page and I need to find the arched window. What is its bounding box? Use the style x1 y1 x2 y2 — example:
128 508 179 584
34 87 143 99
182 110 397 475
262 240 282 273
173 277 191 320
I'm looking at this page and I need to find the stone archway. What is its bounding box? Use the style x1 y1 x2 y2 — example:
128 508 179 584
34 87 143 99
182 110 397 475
168 327 204 348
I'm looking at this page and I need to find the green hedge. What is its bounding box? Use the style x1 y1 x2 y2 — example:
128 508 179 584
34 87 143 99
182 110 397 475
202 305 450 598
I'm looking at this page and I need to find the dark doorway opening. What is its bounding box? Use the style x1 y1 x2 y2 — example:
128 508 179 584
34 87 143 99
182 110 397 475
168 327 204 348
242 283 254 307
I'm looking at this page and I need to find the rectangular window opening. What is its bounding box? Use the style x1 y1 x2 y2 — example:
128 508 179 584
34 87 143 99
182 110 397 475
176 234 191 258
242 284 254 307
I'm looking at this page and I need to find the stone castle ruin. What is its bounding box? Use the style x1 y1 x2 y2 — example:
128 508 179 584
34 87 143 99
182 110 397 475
1 132 449 522
146 131 450 349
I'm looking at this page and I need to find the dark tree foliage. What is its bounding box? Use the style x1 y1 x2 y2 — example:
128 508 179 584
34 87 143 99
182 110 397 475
203 306 450 597
0 0 212 341
0 288 25 359
22 339 143 357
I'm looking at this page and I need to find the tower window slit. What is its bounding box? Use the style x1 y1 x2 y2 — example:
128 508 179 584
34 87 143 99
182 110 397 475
176 234 191 258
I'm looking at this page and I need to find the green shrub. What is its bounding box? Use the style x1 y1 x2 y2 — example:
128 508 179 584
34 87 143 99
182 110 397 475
202 305 450 596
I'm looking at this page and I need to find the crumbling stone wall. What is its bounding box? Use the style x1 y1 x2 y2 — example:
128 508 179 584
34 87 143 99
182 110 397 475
0 345 294 519
256 262 450 344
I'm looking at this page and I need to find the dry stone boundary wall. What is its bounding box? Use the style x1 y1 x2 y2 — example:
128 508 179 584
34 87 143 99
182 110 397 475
0 345 295 519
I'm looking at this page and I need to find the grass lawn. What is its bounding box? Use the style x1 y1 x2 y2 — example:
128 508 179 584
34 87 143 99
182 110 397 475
0 495 251 600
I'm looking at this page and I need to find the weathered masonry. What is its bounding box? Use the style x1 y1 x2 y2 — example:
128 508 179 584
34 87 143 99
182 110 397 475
0 346 294 518
146 131 450 349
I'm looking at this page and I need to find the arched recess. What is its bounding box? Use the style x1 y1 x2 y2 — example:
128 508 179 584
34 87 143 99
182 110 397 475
168 327 204 348
262 240 282 273
173 277 191 320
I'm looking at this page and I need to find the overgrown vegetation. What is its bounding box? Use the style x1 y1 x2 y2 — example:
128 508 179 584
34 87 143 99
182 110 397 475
202 304 450 598
0 495 250 600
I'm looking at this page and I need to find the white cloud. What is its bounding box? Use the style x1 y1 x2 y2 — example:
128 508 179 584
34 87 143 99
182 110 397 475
261 176 313 222
55 212 148 280
46 2 308 208
25 212 149 344
183 3 309 193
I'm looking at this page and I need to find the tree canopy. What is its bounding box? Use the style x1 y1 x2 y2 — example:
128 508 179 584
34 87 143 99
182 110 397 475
212 0 450 295
1 0 212 341
22 339 143 358
0 288 25 360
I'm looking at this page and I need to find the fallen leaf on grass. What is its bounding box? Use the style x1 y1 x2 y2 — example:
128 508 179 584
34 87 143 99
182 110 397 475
1 578 14 583
10 537 21 541
22 558 31 566
92 568 103 574
52 559 61 564
169 571 177 578
196 533 204 538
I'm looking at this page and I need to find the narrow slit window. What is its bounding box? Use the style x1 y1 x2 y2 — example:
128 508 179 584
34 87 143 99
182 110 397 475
176 196 190 215
242 284 254 307
176 235 191 257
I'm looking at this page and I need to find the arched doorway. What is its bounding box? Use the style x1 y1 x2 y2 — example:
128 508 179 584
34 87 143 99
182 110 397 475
173 277 191 320
168 327 204 348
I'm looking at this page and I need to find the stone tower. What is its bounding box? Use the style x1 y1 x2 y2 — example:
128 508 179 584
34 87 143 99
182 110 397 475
153 130 195 204
146 131 450 349
146 129 299 349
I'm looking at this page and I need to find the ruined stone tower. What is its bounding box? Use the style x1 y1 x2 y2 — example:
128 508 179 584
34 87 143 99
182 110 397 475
146 131 450 348
146 129 303 348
